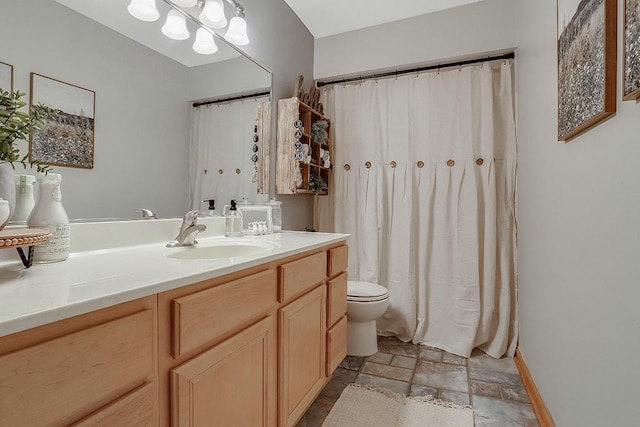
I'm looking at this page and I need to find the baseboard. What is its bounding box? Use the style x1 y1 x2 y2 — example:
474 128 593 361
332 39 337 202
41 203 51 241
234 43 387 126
514 347 555 427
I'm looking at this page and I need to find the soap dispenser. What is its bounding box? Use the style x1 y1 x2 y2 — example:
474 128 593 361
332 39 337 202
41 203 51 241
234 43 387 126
225 200 243 237
202 199 219 217
27 173 70 263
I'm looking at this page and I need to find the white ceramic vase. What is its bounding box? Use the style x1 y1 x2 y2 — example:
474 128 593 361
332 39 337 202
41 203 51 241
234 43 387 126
0 163 15 220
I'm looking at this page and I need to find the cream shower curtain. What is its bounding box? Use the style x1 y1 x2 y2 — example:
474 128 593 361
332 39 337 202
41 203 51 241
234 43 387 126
318 60 518 358
189 98 264 211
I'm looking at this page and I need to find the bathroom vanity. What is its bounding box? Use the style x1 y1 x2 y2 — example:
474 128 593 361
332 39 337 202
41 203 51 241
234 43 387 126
0 220 348 426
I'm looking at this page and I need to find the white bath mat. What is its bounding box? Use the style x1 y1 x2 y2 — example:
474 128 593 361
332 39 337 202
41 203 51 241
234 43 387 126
321 383 474 427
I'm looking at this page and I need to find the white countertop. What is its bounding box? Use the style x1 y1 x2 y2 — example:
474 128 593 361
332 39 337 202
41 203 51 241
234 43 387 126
0 227 348 338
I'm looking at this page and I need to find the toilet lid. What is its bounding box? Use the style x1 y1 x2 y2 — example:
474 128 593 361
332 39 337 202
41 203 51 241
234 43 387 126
347 281 389 302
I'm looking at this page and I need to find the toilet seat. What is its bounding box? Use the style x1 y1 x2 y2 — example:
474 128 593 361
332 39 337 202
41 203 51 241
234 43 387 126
347 281 389 302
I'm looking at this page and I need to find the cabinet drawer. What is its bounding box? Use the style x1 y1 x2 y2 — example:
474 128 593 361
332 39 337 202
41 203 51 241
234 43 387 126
327 272 347 328
173 269 277 358
71 382 157 426
328 245 348 277
279 251 327 302
326 316 347 377
0 310 155 426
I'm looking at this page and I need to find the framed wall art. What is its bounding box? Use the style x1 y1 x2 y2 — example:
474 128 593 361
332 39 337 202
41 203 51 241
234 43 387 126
29 73 95 169
557 0 617 141
624 0 640 100
0 61 13 92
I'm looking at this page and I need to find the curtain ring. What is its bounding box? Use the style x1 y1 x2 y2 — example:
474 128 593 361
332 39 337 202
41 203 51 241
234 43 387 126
235 168 241 174
417 161 424 168
365 161 372 168
476 158 484 166
447 159 455 167
343 164 351 171
204 169 208 174
218 169 224 175
390 161 397 168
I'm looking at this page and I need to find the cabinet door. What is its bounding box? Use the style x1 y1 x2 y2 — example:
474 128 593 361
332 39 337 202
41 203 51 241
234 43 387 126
279 285 327 427
171 316 277 427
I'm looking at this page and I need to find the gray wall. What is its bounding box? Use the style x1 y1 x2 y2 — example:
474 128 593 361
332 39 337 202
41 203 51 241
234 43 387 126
231 0 317 230
314 0 517 80
516 1 640 425
1 0 191 220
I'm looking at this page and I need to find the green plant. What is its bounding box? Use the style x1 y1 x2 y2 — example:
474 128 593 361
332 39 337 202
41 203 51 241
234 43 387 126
0 89 56 173
309 173 327 194
310 120 328 145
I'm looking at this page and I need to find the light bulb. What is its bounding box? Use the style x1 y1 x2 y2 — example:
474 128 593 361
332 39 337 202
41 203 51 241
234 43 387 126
200 0 227 29
127 0 160 22
224 15 249 45
161 9 190 40
171 0 197 7
193 28 218 54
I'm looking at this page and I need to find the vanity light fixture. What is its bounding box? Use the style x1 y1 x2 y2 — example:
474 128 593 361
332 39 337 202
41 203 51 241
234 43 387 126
193 27 218 54
127 0 160 22
224 7 249 46
199 0 227 29
162 9 190 40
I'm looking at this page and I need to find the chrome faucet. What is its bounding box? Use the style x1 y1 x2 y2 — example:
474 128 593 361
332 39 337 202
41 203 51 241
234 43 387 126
166 210 207 247
137 208 156 220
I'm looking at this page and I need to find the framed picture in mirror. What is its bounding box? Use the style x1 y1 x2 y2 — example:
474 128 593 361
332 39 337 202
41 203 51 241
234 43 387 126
624 0 640 100
29 72 96 169
0 61 12 91
556 0 616 141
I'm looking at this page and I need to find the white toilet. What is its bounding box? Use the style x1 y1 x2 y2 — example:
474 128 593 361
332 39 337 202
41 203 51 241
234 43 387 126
346 281 390 357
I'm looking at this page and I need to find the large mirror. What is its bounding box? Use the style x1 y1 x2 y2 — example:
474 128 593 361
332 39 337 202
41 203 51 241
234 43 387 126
0 0 271 221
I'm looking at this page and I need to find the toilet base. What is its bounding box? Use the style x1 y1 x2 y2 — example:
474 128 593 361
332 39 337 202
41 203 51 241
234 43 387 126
347 320 379 357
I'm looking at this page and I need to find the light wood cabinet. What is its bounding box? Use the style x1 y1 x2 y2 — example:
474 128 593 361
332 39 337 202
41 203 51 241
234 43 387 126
0 297 158 427
279 285 327 427
0 242 348 427
171 316 277 427
276 97 333 195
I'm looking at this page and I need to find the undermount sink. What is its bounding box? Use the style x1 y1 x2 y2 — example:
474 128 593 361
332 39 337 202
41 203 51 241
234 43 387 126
166 239 279 260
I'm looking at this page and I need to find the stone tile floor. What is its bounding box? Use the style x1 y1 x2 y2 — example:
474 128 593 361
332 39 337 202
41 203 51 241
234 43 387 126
297 336 539 427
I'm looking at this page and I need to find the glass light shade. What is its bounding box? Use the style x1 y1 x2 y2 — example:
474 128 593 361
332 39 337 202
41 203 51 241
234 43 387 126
193 28 218 55
161 9 190 40
127 0 160 22
171 0 197 7
224 16 249 45
199 0 227 29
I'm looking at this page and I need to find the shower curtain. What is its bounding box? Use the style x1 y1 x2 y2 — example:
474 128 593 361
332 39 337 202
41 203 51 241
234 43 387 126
189 97 264 212
318 60 517 358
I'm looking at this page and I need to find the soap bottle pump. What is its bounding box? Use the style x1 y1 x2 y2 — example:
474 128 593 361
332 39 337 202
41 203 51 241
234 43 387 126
225 200 243 237
202 199 219 217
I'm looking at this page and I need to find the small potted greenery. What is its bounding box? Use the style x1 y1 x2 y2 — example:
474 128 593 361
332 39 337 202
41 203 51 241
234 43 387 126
0 89 55 217
310 120 328 145
309 173 327 194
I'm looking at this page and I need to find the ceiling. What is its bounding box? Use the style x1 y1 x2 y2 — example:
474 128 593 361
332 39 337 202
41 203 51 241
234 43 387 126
282 0 486 38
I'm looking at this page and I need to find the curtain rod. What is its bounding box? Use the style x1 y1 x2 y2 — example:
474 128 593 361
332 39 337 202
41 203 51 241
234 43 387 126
193 90 270 107
316 52 515 87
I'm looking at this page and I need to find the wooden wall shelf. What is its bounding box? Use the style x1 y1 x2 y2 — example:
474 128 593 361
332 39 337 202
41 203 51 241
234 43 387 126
276 97 333 195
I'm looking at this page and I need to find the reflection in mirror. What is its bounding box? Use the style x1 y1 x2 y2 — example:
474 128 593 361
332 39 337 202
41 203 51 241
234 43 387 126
0 0 271 221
